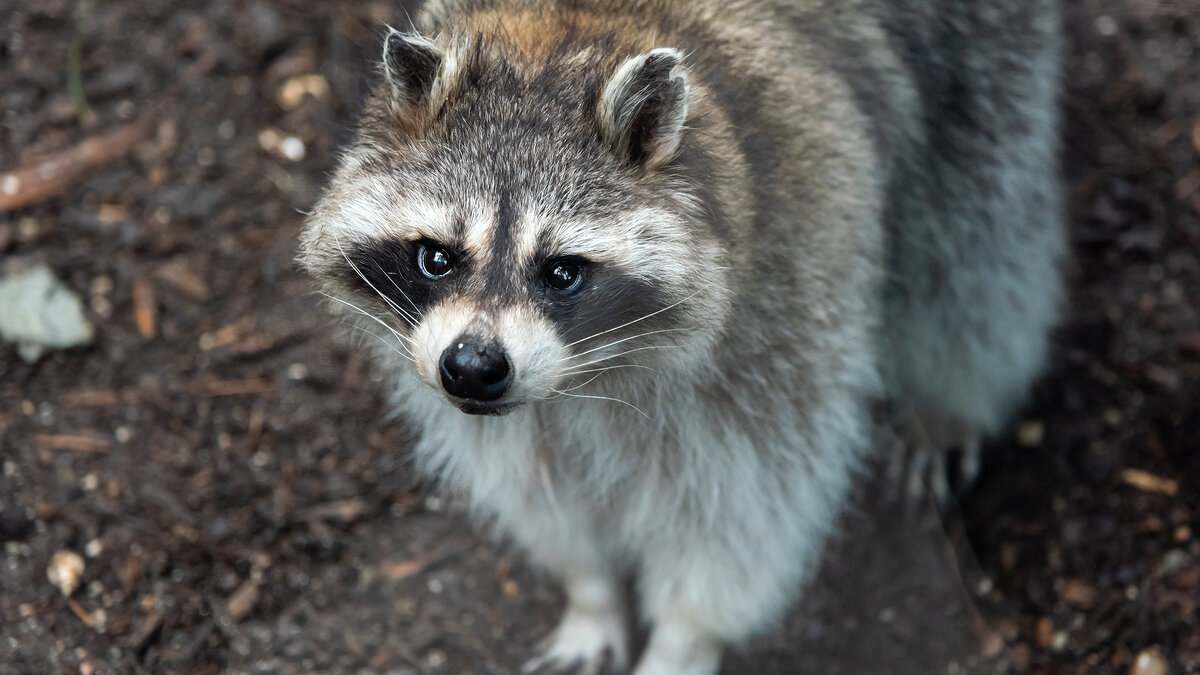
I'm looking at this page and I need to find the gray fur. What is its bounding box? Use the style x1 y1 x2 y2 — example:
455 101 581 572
299 1 1064 673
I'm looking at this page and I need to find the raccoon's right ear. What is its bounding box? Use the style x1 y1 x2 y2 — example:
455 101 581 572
598 48 690 169
382 28 444 115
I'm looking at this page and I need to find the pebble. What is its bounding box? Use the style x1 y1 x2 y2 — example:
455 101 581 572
47 550 85 597
1131 647 1168 675
1159 549 1191 578
0 265 94 362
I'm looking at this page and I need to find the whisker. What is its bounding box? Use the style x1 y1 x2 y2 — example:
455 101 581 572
364 245 422 317
562 288 704 349
560 344 680 372
558 363 657 377
558 372 604 393
331 232 419 328
557 327 690 362
547 389 652 420
343 322 415 363
319 291 416 356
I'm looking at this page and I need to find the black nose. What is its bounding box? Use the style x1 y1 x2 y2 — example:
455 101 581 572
439 336 512 401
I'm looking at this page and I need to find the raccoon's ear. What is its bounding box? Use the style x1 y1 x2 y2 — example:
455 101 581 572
598 48 689 169
382 28 444 111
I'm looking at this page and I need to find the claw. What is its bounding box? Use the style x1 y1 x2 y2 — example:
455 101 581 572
522 605 629 674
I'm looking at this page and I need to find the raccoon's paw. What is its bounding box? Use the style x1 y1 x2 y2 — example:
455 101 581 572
522 605 629 675
883 428 982 516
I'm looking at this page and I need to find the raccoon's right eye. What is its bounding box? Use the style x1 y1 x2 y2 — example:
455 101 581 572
417 242 456 279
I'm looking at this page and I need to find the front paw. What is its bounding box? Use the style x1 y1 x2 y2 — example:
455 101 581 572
522 605 629 675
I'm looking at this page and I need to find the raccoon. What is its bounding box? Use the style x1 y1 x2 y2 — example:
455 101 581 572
299 0 1064 672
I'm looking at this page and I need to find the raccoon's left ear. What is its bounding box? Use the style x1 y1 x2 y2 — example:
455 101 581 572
382 28 444 118
598 48 690 169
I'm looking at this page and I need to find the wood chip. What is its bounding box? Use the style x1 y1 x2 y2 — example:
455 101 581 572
298 498 368 524
0 121 152 212
193 379 274 397
378 545 460 582
379 558 427 581
155 260 210 302
128 611 163 651
65 599 106 633
61 390 122 407
97 203 129 224
1060 579 1096 608
199 317 254 351
36 433 111 454
1034 617 1055 648
1120 468 1179 496
225 580 260 621
132 279 156 339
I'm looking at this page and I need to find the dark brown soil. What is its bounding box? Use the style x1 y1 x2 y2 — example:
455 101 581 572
1 1 1198 673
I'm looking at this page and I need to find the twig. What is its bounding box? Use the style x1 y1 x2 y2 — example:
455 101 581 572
0 120 152 211
193 379 275 397
36 433 111 454
1120 468 1179 496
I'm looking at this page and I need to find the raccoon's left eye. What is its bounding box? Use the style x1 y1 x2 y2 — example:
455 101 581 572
544 259 584 292
417 242 456 279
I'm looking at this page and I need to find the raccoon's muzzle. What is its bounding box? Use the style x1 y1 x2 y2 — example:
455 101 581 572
439 335 512 404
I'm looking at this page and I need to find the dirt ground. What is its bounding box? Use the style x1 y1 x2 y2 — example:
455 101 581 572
1 1 1198 673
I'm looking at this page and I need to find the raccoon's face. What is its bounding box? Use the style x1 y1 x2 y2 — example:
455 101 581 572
301 29 729 415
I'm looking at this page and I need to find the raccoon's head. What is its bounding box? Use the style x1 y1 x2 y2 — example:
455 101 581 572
301 27 730 416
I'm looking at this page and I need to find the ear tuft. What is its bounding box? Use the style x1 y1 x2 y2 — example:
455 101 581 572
382 28 443 110
598 48 690 168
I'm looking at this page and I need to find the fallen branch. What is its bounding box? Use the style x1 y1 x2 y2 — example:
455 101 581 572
0 120 152 212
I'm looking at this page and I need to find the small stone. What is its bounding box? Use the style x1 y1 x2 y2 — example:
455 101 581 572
0 265 94 363
84 539 104 558
1060 579 1096 608
280 136 306 162
423 650 447 668
1131 647 1168 675
1159 549 1191 578
47 550 85 596
1016 420 1044 447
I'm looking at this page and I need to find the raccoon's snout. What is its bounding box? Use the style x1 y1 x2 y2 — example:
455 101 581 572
439 336 512 403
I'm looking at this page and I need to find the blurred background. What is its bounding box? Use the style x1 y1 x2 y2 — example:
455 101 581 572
1 0 1198 673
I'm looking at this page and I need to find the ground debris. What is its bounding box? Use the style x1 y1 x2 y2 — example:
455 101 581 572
47 550 86 597
0 120 152 212
0 264 94 362
1119 468 1180 496
1130 647 1169 675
